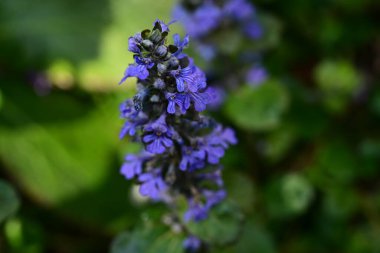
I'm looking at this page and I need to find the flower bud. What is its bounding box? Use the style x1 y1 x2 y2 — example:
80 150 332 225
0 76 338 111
168 57 179 69
149 29 162 43
155 45 168 58
141 39 154 51
157 63 168 74
153 78 166 89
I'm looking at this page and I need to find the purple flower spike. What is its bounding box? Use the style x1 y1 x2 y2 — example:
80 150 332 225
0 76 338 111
118 20 236 240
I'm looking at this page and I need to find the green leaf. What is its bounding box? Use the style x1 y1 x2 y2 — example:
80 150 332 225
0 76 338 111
225 173 255 213
111 225 182 253
220 220 277 253
234 221 276 253
314 141 357 185
264 173 314 218
188 202 243 246
252 13 282 51
262 126 296 162
0 84 137 231
314 60 361 113
225 80 289 131
0 0 110 63
0 89 3 111
0 180 20 223
281 174 314 214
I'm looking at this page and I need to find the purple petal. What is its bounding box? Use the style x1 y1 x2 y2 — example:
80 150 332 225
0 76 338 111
176 77 185 92
147 139 165 154
167 101 176 114
143 134 156 143
121 163 134 179
161 136 173 148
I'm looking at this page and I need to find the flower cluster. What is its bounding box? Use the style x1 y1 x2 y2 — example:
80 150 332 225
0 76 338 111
173 0 268 106
173 0 262 40
119 20 236 249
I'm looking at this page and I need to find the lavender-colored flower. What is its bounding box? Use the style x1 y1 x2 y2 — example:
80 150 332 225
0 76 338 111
119 64 150 83
172 3 221 38
173 34 189 57
246 66 267 86
198 169 224 187
244 21 263 39
199 125 237 164
184 199 208 222
224 0 255 21
180 146 205 171
170 65 194 92
121 154 144 179
128 33 142 53
183 236 201 253
196 43 216 61
143 116 174 154
119 100 147 138
204 189 226 208
119 99 147 139
165 92 185 114
182 88 210 112
205 86 225 109
190 66 207 91
173 0 267 102
138 169 167 199
119 55 155 84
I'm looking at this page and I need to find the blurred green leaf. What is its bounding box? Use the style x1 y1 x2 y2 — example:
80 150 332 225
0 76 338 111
262 126 296 162
0 84 136 231
251 14 282 51
370 89 380 117
188 202 243 246
348 227 379 253
0 0 110 63
0 180 20 223
225 80 289 131
281 174 314 214
225 172 255 212
217 221 276 253
234 221 276 253
265 173 314 218
4 217 46 253
322 186 359 220
314 141 357 185
0 89 3 111
314 60 361 112
318 17 343 50
111 225 182 253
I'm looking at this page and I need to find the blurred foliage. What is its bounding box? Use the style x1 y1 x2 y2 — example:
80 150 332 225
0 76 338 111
0 180 20 223
225 80 289 131
1 0 380 252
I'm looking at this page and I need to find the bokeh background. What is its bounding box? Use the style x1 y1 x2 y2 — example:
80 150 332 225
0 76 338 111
1 0 380 252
